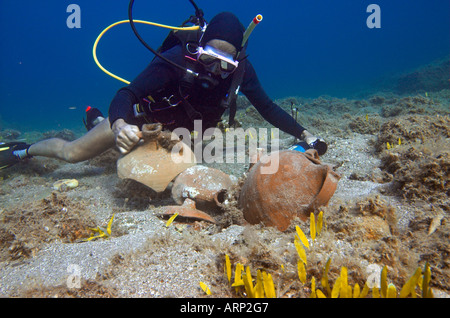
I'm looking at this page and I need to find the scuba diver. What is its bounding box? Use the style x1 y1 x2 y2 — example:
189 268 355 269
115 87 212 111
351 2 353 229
0 11 327 170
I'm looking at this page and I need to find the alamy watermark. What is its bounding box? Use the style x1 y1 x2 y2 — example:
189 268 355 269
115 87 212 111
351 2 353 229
366 4 381 29
66 4 81 29
64 2 381 174
66 264 81 289
366 264 382 288
171 120 280 175
67 4 381 30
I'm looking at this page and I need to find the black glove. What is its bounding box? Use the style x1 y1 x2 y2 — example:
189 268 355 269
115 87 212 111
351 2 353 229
302 131 328 156
306 137 328 156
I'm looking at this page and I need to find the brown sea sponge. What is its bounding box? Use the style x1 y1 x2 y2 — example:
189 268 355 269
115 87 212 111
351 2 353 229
388 149 449 205
380 95 443 118
349 115 382 134
0 192 96 261
377 115 450 209
375 115 450 153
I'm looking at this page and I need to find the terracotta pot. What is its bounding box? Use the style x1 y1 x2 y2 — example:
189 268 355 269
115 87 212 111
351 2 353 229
239 149 340 231
117 123 196 192
171 165 235 210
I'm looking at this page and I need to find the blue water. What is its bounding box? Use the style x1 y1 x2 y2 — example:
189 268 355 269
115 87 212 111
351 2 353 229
0 0 449 131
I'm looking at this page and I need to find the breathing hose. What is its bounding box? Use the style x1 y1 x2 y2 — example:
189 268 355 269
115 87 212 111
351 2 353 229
127 0 200 78
93 20 199 84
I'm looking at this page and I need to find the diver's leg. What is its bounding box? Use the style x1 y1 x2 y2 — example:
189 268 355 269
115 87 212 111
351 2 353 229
27 117 116 163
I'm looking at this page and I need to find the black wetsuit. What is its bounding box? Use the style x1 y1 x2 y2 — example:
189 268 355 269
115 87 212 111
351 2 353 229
108 45 306 138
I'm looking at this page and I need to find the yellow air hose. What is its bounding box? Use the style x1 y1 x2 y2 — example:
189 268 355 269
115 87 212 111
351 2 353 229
92 20 200 84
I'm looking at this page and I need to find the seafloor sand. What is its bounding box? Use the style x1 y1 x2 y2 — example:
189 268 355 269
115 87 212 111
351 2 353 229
0 88 449 298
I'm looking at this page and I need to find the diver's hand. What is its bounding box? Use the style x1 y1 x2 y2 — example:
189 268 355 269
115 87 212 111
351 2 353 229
301 130 321 145
300 130 328 156
112 119 141 154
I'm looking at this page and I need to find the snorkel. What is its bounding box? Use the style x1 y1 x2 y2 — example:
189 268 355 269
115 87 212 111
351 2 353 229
240 14 263 56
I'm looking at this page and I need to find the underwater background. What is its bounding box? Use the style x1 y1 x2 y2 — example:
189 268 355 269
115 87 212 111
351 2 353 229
0 0 449 132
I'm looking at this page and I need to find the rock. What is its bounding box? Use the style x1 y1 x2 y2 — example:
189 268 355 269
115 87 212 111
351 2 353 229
52 179 79 191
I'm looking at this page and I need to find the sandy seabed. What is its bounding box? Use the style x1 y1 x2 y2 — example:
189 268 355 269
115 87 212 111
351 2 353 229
0 88 449 298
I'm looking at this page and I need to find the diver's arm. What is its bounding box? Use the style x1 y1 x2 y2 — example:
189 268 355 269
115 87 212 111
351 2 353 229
240 60 306 139
242 60 327 155
240 61 327 154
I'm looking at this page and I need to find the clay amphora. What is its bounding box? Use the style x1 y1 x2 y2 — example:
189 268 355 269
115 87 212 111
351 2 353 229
239 149 340 231
117 123 196 192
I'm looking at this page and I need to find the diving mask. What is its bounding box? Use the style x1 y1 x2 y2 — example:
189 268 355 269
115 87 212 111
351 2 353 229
196 45 239 73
